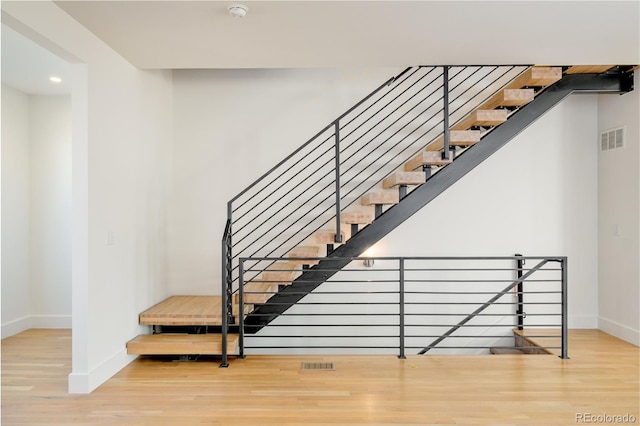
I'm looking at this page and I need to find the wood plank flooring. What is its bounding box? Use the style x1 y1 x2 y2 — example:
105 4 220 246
2 329 639 425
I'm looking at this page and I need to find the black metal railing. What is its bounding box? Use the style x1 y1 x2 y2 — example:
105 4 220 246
220 219 232 367
221 256 567 363
223 65 531 305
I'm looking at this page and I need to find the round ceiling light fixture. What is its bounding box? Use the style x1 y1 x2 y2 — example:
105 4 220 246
227 4 248 18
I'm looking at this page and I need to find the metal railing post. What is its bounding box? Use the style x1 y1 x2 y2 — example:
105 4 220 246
220 227 229 368
561 257 569 359
239 259 245 359
442 66 450 160
515 253 525 330
398 258 406 359
334 121 343 243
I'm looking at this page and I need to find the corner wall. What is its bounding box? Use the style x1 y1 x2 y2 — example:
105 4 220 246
597 72 640 346
1 89 73 337
1 84 31 337
29 95 72 329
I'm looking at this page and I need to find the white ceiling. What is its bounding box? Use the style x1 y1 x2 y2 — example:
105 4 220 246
52 0 640 69
2 23 72 95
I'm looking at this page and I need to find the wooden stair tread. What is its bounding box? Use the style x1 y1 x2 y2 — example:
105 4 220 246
506 66 562 89
468 109 508 126
340 211 374 224
140 296 226 326
404 150 453 171
382 171 425 188
314 230 346 244
361 191 400 206
424 130 482 154
236 282 277 304
138 296 251 326
497 89 535 106
288 246 321 264
565 65 615 74
260 262 297 284
428 111 507 152
127 333 238 355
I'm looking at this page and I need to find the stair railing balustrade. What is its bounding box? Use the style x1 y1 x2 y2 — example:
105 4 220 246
222 65 530 305
223 255 567 364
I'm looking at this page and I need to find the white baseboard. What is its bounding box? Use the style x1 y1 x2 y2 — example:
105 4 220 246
599 316 640 346
68 348 137 394
1 316 31 339
1 315 72 339
569 315 598 329
31 315 72 329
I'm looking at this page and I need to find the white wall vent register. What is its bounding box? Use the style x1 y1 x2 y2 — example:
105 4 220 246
600 126 625 151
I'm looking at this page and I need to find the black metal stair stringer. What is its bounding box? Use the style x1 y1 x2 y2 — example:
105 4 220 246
242 72 633 334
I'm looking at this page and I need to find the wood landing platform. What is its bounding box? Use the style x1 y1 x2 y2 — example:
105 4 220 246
130 296 243 356
127 333 238 355
139 295 224 326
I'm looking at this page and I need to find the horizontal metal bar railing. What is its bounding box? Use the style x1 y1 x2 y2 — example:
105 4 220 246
224 255 567 362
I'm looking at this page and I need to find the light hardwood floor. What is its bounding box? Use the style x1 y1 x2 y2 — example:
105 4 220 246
2 329 638 425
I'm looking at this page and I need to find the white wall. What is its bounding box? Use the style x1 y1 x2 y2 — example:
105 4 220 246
1 90 72 337
3 1 173 393
1 84 31 337
598 73 640 346
29 95 72 328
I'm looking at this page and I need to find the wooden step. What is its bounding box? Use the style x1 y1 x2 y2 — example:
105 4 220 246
404 150 453 171
565 65 615 74
259 262 297 285
449 130 482 145
424 130 482 153
288 246 320 265
361 191 400 206
465 89 535 113
428 111 507 152
469 109 508 126
382 171 425 189
140 296 224 326
314 230 346 244
496 89 535 106
138 296 250 326
233 302 254 317
236 282 277 304
341 211 374 225
507 66 562 88
127 333 238 355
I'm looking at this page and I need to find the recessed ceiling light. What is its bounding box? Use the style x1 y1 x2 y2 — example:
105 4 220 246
49 76 62 83
228 4 248 18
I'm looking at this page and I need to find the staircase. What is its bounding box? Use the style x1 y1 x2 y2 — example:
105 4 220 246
127 65 634 358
